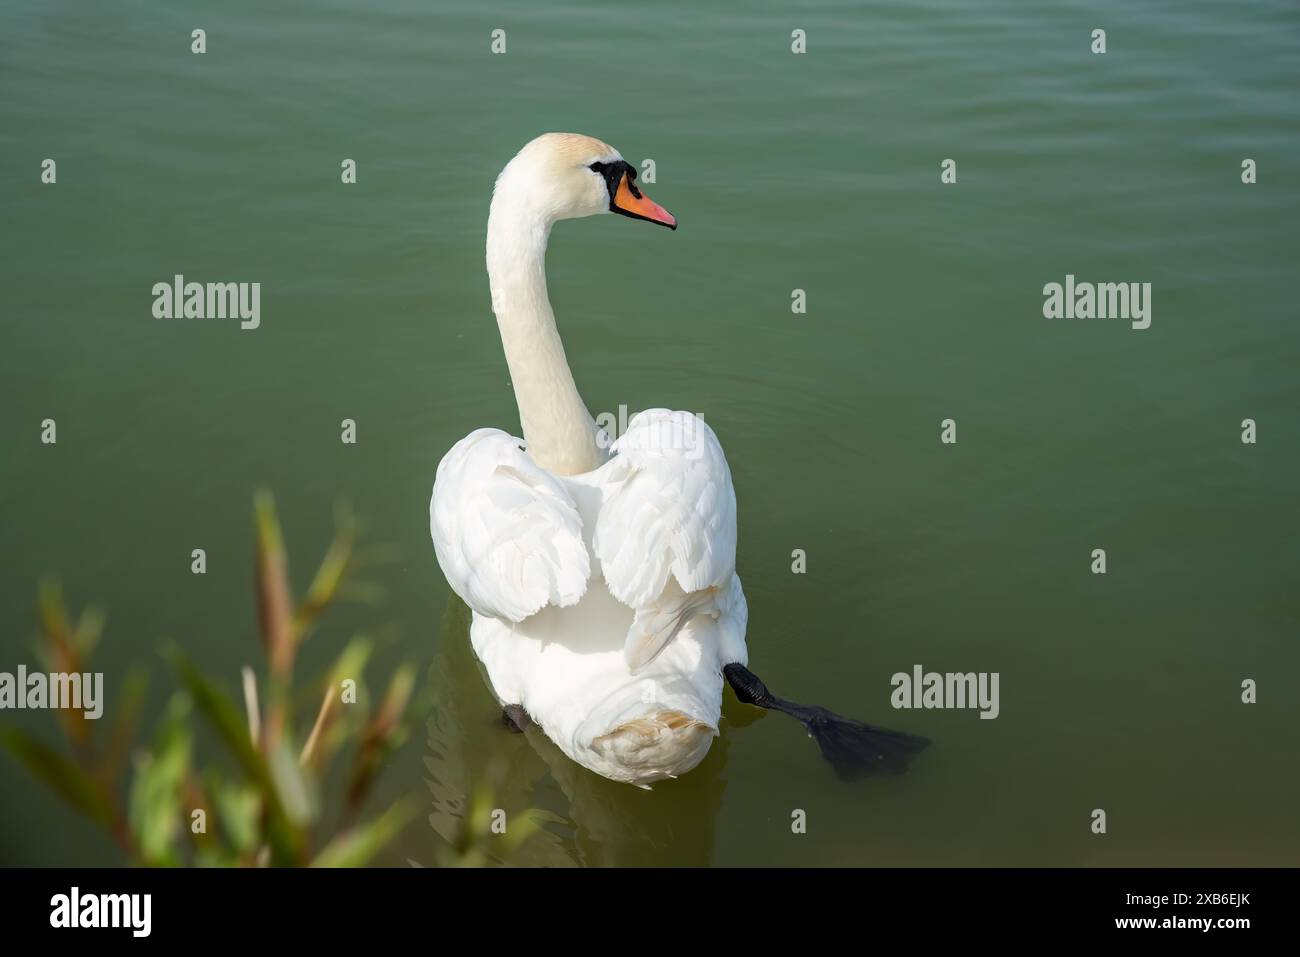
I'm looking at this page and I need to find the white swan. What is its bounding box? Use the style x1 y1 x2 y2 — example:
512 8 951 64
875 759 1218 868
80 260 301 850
431 133 928 786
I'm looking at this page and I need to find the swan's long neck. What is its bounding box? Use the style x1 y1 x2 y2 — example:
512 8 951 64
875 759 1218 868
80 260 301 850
486 192 605 476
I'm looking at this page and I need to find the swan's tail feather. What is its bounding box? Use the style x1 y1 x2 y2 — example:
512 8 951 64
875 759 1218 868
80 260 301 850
623 586 718 675
723 662 930 779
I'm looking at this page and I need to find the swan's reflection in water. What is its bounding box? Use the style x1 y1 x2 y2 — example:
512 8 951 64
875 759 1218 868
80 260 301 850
423 597 733 866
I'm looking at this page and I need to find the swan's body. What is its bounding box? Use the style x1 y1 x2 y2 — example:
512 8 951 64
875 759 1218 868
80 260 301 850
432 134 927 787
434 421 748 784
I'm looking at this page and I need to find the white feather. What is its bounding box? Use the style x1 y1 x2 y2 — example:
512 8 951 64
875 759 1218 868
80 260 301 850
430 429 590 622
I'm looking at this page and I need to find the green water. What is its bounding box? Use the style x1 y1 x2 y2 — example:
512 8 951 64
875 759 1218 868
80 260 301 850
2 0 1298 866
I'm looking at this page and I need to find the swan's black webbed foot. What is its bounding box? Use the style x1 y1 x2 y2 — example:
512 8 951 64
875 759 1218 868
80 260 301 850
794 704 931 780
501 703 531 733
723 662 930 780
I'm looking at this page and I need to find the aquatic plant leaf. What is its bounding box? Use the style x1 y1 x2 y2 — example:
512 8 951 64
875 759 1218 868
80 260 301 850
254 491 295 679
73 606 105 659
127 693 193 866
378 665 416 730
345 664 416 809
310 800 414 868
268 738 319 827
167 647 302 864
498 808 550 855
0 726 114 829
213 781 262 856
302 636 374 773
36 579 76 672
328 636 373 693
293 506 357 639
100 667 148 783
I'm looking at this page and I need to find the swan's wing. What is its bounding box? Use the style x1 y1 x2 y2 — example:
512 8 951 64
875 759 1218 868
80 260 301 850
431 429 590 622
592 410 737 672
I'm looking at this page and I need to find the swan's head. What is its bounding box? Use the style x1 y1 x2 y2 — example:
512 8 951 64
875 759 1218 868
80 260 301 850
493 132 676 230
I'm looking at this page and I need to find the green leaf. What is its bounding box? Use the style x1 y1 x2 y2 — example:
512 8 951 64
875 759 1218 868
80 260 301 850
213 780 262 857
0 726 114 829
194 846 241 868
301 637 374 774
73 606 105 659
127 693 192 866
310 800 414 868
327 636 373 692
267 738 318 828
378 665 416 729
36 579 73 664
499 808 551 855
100 667 149 783
293 507 357 640
37 578 67 622
254 491 295 680
466 782 495 842
166 647 303 865
345 664 417 811
167 649 259 777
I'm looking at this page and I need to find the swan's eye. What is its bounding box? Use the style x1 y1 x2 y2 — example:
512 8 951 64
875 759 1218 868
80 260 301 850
588 161 620 202
589 160 641 203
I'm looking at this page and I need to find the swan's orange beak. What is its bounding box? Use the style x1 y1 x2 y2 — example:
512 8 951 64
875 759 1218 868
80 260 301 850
612 172 676 230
